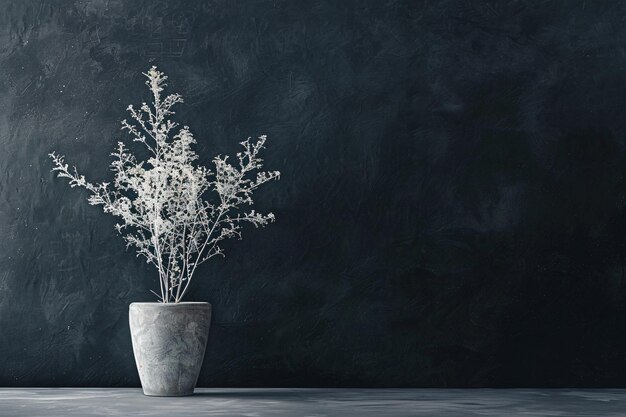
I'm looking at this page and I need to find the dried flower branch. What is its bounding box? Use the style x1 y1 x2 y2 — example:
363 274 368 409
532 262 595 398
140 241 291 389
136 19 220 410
49 66 280 303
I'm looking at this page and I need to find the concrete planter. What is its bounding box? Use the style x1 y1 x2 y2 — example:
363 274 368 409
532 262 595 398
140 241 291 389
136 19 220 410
129 302 212 396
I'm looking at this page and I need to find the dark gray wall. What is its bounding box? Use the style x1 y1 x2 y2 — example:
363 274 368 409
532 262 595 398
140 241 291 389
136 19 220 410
2 0 626 387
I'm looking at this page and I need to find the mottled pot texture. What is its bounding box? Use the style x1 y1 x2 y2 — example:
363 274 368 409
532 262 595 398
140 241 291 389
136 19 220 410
129 302 212 396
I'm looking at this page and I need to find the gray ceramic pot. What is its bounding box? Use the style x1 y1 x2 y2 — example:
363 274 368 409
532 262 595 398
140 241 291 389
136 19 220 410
129 302 212 396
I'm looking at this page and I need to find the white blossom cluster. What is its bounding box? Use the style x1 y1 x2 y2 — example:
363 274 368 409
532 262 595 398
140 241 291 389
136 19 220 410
50 67 280 303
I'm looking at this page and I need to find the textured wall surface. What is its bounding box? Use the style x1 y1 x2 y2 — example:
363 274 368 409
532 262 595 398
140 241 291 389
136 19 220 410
1 0 626 387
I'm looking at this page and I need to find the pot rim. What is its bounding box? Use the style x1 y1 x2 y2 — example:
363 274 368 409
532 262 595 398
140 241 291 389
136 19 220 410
130 301 211 306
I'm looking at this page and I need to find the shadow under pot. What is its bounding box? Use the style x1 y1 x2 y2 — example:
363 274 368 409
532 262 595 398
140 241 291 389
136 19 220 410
129 302 212 396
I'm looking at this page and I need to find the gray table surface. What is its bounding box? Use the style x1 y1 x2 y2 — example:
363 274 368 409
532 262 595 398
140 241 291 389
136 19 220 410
0 388 624 416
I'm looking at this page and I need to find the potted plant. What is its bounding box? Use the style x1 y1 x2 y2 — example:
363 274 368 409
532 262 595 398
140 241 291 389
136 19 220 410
49 67 280 396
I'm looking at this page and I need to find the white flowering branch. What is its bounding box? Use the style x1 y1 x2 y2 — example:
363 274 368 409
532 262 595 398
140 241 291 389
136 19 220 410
49 66 280 303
